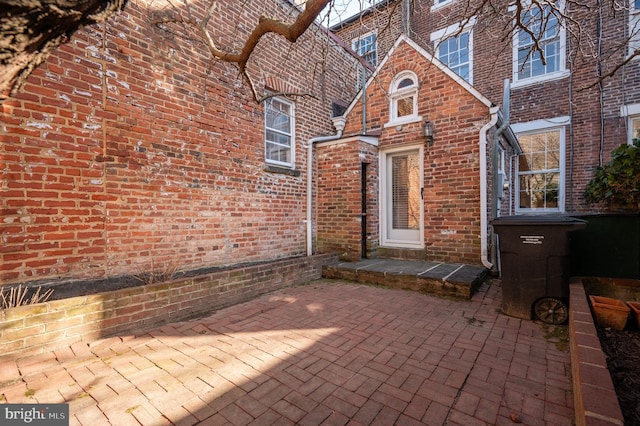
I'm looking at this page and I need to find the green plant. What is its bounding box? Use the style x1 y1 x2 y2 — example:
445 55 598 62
584 139 640 211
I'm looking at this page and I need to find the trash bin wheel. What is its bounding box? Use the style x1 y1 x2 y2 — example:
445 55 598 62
533 297 568 325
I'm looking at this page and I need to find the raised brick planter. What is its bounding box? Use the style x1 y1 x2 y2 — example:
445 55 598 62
0 254 337 361
569 277 625 426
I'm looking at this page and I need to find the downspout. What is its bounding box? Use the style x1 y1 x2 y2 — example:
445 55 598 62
480 106 500 269
596 0 605 167
403 0 411 36
306 116 346 256
361 65 367 135
489 79 511 269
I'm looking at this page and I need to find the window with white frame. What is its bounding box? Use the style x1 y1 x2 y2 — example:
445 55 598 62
516 127 565 212
437 32 472 83
513 2 567 85
620 103 640 144
264 97 294 168
631 115 640 143
385 71 421 127
631 0 640 55
352 32 377 67
431 0 454 11
431 19 475 84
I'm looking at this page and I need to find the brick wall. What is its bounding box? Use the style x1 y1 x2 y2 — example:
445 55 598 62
316 140 378 260
323 40 493 264
340 0 640 214
0 253 337 361
332 0 404 67
569 278 625 426
0 0 358 287
414 0 640 213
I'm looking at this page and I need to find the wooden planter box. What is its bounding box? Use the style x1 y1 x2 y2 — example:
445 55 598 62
627 301 640 329
589 295 630 330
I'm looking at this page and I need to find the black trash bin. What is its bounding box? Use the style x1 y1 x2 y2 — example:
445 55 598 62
492 215 587 324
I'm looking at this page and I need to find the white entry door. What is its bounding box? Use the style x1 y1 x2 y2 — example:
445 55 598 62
380 146 424 248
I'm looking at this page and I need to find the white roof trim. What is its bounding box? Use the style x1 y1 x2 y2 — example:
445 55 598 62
316 135 379 148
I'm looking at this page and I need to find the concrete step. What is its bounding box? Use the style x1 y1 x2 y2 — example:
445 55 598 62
322 258 488 299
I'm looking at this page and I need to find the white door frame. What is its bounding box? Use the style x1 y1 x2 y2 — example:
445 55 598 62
379 144 424 249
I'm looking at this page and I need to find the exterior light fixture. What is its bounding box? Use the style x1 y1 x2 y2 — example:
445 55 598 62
424 120 434 146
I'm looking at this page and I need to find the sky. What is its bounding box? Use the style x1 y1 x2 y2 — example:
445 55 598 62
320 0 377 27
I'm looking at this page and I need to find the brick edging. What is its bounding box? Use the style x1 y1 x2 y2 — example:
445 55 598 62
569 277 625 426
0 254 337 362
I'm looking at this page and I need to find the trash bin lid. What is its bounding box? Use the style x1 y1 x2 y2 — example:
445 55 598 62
491 215 588 227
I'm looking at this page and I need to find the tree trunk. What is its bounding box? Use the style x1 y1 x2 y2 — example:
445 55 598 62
0 0 127 99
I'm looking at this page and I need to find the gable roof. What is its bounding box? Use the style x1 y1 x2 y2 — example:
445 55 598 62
342 34 494 118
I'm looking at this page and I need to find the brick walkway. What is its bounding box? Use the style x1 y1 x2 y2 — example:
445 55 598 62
0 280 573 425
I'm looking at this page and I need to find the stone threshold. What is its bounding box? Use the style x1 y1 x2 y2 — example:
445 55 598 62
322 258 488 299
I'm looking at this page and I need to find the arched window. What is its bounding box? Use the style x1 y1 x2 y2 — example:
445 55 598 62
386 71 421 127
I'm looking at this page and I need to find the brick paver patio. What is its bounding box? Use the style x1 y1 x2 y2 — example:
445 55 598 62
0 279 573 425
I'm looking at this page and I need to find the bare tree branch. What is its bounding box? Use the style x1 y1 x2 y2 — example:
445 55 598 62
152 0 332 102
582 49 640 90
196 0 330 72
0 0 128 98
3 0 640 101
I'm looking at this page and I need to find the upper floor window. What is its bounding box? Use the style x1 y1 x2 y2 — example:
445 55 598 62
516 126 565 213
385 71 422 127
352 32 377 67
431 19 475 84
438 32 471 83
630 0 640 55
265 97 295 168
512 2 567 86
431 0 454 11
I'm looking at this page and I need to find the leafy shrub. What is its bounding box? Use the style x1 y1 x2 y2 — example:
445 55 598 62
584 139 640 211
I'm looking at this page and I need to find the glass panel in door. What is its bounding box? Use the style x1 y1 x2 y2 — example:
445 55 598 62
384 148 423 246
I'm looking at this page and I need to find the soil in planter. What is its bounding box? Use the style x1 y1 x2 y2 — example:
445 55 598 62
597 326 640 425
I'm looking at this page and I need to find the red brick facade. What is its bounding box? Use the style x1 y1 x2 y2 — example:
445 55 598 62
0 1 359 287
336 0 640 214
316 139 378 260
330 0 404 68
316 38 511 265
5 0 636 292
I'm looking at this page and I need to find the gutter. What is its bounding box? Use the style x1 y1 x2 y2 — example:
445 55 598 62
305 116 346 256
480 106 500 269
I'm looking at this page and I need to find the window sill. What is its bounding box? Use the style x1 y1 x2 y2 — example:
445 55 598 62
384 115 423 129
264 164 301 177
511 70 570 89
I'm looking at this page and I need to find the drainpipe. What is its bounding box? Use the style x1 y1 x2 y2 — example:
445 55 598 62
403 0 411 36
480 106 500 269
490 80 511 269
305 116 346 256
361 66 367 135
